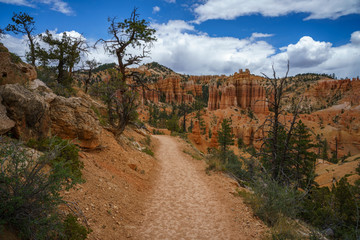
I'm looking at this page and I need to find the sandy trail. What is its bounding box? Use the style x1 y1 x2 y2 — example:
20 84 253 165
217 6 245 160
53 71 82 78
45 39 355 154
136 135 265 240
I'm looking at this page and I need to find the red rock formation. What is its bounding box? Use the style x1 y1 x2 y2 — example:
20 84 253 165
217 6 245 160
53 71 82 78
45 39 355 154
208 85 220 110
314 79 352 98
219 84 238 109
207 69 268 113
190 121 202 145
141 75 203 105
209 125 219 148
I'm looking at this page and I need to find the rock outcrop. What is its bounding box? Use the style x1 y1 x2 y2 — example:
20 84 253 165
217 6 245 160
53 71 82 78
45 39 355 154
190 121 202 144
0 43 37 85
0 84 50 140
0 80 102 149
141 76 203 105
209 125 219 148
208 69 268 113
49 96 102 149
0 95 15 134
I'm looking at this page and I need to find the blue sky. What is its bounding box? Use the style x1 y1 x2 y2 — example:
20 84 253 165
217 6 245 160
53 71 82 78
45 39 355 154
0 0 359 78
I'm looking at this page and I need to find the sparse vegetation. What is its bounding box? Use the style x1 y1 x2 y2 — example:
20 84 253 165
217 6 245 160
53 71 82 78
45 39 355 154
142 147 154 156
0 137 89 239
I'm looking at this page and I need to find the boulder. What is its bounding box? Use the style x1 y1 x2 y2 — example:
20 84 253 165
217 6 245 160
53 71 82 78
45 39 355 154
0 84 50 140
49 96 102 149
0 95 15 135
0 43 37 85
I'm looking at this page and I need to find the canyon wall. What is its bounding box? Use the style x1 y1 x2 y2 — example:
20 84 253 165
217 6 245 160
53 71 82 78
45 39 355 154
208 69 268 113
141 75 203 104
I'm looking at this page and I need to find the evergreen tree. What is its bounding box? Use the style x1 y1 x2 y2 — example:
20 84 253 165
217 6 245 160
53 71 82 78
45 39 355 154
6 12 37 67
36 30 87 85
217 118 234 158
321 139 329 161
179 102 191 132
237 137 244 149
97 8 156 84
290 120 317 189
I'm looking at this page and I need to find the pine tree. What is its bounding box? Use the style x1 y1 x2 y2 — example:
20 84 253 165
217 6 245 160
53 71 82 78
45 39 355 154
321 139 329 161
217 118 234 163
237 137 244 149
290 120 317 189
6 12 37 67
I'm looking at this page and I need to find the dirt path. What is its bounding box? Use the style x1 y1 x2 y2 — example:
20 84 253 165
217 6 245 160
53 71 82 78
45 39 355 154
136 135 266 240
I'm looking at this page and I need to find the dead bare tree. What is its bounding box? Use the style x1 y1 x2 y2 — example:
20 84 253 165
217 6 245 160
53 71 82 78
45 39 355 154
259 62 314 187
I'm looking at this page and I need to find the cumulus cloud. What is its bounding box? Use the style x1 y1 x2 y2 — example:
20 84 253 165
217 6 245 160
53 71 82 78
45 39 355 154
153 6 160 14
351 31 360 45
193 0 360 23
1 27 359 78
281 36 333 68
148 20 275 75
272 32 360 78
0 0 74 15
1 30 116 68
164 0 176 3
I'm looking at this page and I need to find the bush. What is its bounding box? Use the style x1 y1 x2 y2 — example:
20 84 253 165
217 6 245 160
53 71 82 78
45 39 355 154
301 177 360 239
142 147 154 156
37 67 77 98
10 52 22 63
63 214 91 240
26 136 84 183
242 178 300 226
0 137 87 239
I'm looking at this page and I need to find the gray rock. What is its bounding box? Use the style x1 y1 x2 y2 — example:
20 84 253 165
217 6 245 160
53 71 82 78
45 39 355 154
0 84 50 140
49 96 102 149
0 95 15 134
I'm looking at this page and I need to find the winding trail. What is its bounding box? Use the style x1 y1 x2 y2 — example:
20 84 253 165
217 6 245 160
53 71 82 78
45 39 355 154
136 135 266 240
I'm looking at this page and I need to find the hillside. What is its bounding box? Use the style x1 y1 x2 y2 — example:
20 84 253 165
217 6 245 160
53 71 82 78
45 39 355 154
1 43 359 239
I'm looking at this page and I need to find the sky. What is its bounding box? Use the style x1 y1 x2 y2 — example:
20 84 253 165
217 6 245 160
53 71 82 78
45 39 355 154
0 0 359 78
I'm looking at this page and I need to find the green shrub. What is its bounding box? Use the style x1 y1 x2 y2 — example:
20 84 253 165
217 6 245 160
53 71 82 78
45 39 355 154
37 67 77 98
10 52 22 63
144 135 151 146
152 129 164 135
63 214 91 240
301 177 360 239
26 136 84 184
142 147 154 156
90 105 108 126
0 137 87 239
242 178 300 226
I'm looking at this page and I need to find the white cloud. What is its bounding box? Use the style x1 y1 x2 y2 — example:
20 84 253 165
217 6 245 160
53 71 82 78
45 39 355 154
351 31 360 45
1 30 116 68
1 27 359 79
281 36 333 68
0 0 74 15
164 0 176 3
153 6 160 14
193 0 360 23
271 33 360 78
148 20 275 75
0 0 34 7
1 34 28 57
250 32 274 41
